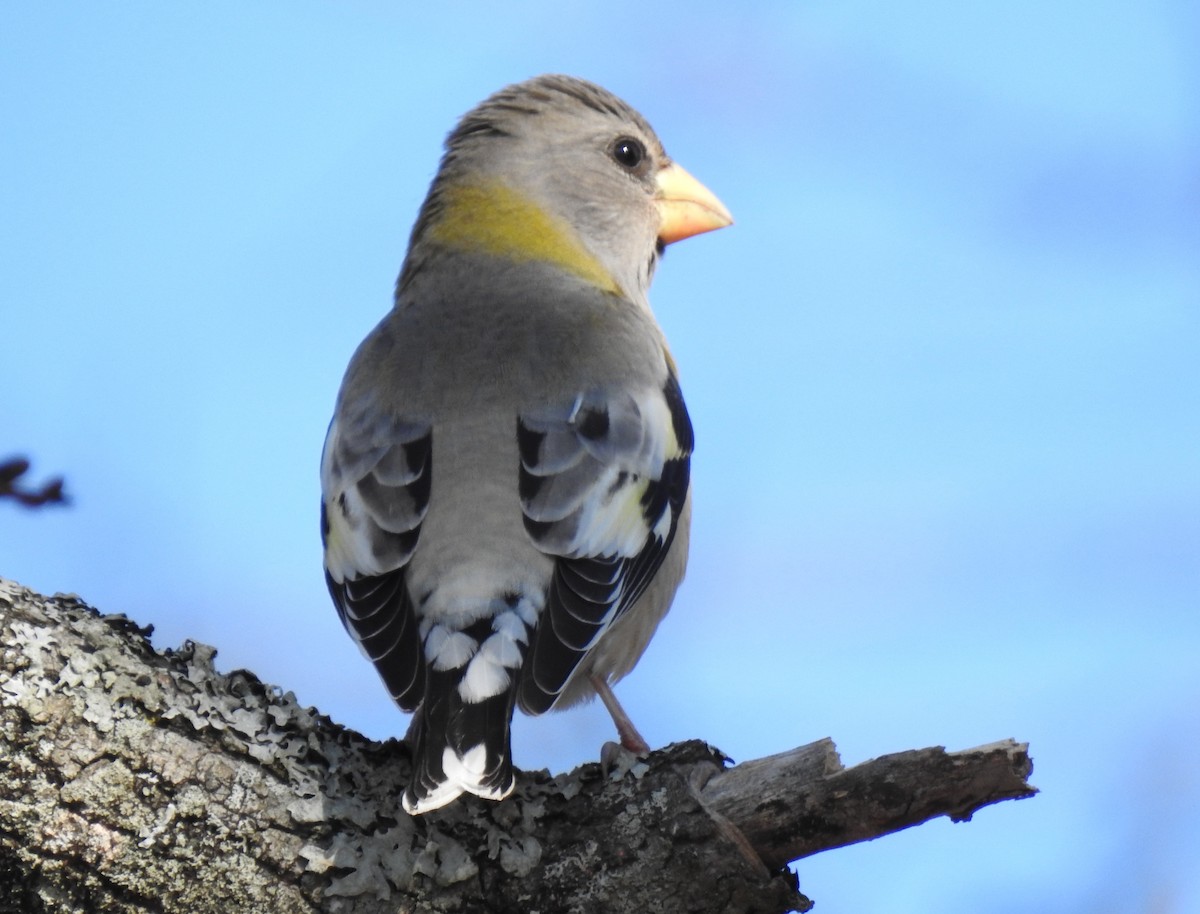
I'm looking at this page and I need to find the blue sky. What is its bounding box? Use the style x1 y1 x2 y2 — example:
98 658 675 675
3 2 1198 910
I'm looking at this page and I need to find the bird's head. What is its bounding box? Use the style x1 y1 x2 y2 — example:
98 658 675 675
403 74 732 302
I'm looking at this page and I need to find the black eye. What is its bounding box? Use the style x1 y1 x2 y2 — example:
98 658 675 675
611 136 646 171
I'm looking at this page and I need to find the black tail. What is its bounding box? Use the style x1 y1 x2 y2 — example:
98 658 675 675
403 667 520 815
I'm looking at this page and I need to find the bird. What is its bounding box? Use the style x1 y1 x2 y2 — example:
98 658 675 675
320 74 731 815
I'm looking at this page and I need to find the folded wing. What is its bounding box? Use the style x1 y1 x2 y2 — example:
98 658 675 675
321 393 432 712
516 373 693 713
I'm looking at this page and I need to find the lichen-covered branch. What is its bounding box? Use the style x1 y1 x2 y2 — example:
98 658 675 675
0 579 1035 914
0 580 806 914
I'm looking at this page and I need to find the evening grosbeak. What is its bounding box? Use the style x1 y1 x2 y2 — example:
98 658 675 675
321 74 731 814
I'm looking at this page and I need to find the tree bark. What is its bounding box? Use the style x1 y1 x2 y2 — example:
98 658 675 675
0 578 1036 913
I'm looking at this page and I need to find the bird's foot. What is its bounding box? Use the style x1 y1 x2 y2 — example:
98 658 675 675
599 740 652 781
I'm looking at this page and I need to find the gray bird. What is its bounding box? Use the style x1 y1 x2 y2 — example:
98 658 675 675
321 74 731 814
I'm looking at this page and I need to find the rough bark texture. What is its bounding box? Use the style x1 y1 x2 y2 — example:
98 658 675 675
0 579 1036 913
698 738 1036 869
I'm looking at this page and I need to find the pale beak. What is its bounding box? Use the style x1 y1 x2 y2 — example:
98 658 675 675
654 162 734 244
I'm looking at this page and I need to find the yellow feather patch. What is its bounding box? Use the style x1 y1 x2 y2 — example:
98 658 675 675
428 181 621 295
617 477 651 531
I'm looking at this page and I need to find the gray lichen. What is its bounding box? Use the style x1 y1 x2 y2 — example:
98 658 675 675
1 579 432 910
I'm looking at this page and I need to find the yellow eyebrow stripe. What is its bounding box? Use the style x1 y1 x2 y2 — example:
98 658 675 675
428 181 621 295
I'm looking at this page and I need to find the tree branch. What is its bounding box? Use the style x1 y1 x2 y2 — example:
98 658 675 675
0 457 67 508
0 579 1035 913
698 737 1036 869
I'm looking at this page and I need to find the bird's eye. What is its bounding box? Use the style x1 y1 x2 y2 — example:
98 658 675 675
611 136 646 171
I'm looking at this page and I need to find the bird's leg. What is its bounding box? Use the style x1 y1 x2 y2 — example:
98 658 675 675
590 674 650 755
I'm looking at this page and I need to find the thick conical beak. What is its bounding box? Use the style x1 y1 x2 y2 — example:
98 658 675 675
654 163 733 244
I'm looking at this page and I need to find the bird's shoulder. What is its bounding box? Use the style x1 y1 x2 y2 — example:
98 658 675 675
339 258 674 419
